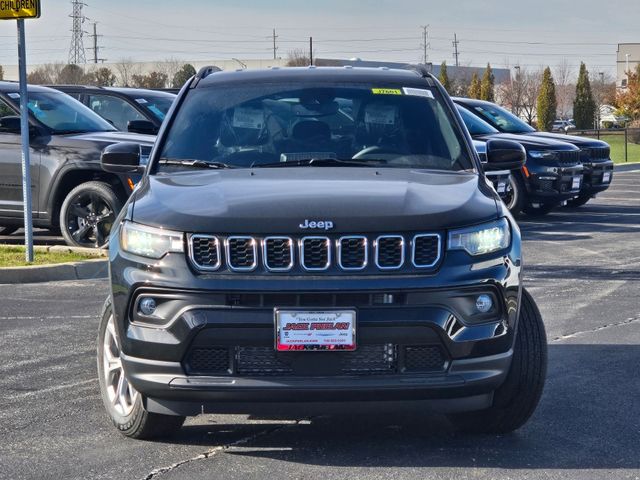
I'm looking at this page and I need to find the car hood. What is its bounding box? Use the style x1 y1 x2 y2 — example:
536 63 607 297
66 131 156 146
525 132 608 148
131 168 499 234
474 132 579 151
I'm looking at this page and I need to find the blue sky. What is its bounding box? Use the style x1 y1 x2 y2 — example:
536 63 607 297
0 0 638 76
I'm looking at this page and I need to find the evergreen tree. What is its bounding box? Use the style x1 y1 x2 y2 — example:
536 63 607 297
438 61 451 93
468 72 481 99
573 62 597 129
480 63 495 101
536 67 557 132
172 64 196 88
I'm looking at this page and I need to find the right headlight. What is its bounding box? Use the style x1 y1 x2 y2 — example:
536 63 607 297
528 150 558 160
120 221 184 259
448 218 511 256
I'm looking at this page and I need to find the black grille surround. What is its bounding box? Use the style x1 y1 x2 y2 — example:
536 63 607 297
188 232 443 275
184 344 447 377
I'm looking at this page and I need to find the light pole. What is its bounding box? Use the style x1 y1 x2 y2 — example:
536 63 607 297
513 65 521 115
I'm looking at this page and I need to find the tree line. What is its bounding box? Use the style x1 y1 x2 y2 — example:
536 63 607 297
22 61 197 89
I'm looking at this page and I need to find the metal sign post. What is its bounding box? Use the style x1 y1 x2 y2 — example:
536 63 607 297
17 19 33 262
1 1 41 263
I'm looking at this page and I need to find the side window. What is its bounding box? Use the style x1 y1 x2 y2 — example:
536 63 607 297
87 94 145 131
0 98 19 134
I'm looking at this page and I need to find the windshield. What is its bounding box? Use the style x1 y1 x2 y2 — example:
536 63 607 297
133 93 175 121
7 91 116 134
157 83 474 172
470 103 535 134
456 105 498 136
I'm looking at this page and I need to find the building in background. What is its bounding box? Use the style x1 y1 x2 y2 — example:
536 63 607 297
617 43 640 90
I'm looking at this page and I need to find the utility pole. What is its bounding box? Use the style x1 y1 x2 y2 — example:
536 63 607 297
452 33 459 67
420 25 430 64
68 0 87 64
272 28 278 60
88 22 105 64
309 36 313 66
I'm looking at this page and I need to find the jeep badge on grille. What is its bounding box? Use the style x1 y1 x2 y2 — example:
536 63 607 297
299 219 334 230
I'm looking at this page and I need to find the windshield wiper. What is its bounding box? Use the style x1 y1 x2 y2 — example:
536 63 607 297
251 158 384 168
158 158 235 169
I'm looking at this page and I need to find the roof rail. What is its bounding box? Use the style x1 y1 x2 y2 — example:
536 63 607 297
191 65 222 88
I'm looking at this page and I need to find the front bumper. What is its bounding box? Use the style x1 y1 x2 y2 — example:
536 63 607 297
580 160 614 196
526 164 584 203
109 227 522 414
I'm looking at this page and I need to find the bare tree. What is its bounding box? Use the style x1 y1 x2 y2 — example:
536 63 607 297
498 66 526 116
155 57 183 83
286 49 311 67
554 59 575 119
27 62 66 84
520 68 544 125
114 58 140 87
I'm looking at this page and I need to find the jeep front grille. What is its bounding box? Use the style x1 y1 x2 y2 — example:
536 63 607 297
188 233 441 274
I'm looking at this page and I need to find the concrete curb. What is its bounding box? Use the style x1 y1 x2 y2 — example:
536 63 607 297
615 162 640 172
0 258 108 284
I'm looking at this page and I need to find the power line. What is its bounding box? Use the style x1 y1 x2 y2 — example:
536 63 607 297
69 0 87 64
420 25 430 64
272 28 278 60
87 22 106 63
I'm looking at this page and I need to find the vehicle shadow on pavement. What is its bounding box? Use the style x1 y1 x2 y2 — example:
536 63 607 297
172 344 639 471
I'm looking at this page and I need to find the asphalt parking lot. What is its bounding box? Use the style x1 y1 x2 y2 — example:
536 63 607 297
1 170 639 480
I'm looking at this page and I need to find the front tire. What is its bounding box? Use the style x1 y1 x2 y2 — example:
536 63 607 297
503 175 525 217
60 181 122 248
97 299 185 439
448 288 547 434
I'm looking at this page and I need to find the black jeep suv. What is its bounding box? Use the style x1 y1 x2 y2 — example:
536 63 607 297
455 97 613 207
457 104 584 216
0 83 154 246
98 66 547 439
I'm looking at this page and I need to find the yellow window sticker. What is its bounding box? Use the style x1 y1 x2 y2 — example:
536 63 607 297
371 88 402 95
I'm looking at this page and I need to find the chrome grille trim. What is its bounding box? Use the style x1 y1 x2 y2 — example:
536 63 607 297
225 236 258 272
188 234 221 271
300 236 331 271
263 236 294 272
337 235 368 271
374 235 405 270
411 233 442 268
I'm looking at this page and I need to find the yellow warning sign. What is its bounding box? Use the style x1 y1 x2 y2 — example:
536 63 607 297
0 0 40 20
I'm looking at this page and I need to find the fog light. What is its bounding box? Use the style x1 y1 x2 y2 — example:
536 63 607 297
139 297 157 316
475 294 493 313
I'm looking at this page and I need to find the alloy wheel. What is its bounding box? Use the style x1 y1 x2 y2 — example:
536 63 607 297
102 314 138 417
65 192 115 248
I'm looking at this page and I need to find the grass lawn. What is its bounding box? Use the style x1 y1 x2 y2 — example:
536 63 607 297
0 246 102 268
587 134 640 164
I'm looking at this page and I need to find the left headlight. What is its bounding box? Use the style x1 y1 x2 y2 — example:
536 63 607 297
528 150 558 160
120 221 184 259
448 218 511 256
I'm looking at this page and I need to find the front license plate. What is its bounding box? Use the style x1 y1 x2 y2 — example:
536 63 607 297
497 181 507 194
275 310 356 351
602 171 611 183
572 176 581 190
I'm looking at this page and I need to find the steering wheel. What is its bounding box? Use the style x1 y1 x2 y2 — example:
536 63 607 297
351 145 397 160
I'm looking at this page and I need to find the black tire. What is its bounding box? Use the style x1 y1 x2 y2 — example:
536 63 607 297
97 298 185 440
0 226 19 236
566 194 592 208
448 288 547 434
522 202 556 217
60 181 122 248
504 175 526 217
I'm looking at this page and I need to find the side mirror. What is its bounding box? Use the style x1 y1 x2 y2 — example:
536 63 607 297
101 142 146 174
485 139 526 171
0 116 22 134
127 119 157 135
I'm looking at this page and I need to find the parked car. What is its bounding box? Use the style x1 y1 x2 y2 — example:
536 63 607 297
456 104 583 216
96 65 547 440
455 98 613 207
551 120 575 132
0 82 154 246
51 86 176 135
